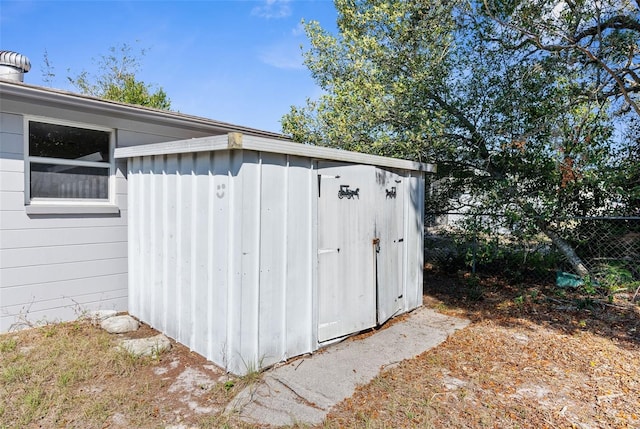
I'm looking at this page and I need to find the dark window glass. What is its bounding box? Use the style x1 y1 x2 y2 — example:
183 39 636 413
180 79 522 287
30 163 109 199
29 121 110 162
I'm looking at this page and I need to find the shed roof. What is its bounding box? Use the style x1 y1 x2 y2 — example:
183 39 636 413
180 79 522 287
115 133 436 173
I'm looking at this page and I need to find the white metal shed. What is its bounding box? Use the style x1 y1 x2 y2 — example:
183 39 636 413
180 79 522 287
114 132 435 375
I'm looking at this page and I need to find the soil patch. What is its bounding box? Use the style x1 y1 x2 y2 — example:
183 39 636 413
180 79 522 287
323 272 640 428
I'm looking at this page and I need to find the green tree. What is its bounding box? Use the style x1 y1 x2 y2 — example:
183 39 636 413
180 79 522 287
483 0 640 117
283 0 638 276
68 43 171 110
485 0 640 217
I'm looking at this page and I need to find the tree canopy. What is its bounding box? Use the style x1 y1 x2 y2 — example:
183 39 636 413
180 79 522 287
67 43 171 110
282 0 639 276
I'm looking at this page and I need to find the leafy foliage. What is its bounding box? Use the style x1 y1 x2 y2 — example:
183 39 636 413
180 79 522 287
101 74 171 110
483 0 640 116
68 43 171 110
283 0 640 275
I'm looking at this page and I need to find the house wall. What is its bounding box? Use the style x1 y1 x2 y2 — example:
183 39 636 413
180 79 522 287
0 101 215 332
126 149 316 374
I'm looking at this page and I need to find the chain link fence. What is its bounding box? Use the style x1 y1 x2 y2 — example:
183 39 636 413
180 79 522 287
424 213 640 300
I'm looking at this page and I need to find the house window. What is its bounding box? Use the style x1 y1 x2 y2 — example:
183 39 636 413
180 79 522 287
26 119 114 202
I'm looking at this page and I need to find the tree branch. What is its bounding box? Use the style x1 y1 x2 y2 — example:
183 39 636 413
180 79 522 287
573 15 640 42
425 92 486 154
575 44 640 117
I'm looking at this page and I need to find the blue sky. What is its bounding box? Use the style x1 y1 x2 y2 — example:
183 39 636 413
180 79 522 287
0 0 338 133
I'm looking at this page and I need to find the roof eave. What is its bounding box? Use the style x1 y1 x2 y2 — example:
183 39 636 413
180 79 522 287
0 79 288 140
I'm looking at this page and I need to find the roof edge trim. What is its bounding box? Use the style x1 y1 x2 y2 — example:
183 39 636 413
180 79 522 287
0 80 287 139
115 133 437 173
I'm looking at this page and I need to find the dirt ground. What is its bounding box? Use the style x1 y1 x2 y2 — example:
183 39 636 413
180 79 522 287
325 272 640 428
99 323 234 428
2 271 639 428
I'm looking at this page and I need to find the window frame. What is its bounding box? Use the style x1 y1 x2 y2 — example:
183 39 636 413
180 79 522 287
23 116 118 213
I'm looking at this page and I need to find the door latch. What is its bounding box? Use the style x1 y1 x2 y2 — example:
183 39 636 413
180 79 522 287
373 238 380 253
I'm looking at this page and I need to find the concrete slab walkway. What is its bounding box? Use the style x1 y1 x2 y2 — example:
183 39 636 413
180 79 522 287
225 306 469 427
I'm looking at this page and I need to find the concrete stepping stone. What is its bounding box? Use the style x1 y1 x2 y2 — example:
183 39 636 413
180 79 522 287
226 307 470 427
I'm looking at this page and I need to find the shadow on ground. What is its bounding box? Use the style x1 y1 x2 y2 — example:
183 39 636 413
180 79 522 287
423 268 640 348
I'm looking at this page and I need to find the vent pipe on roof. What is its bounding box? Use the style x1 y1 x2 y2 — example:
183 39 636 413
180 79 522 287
0 51 31 82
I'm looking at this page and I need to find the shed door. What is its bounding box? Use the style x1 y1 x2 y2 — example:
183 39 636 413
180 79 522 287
375 169 405 324
317 162 376 342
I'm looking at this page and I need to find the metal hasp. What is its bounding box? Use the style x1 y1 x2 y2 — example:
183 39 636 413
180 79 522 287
373 238 381 253
338 184 360 199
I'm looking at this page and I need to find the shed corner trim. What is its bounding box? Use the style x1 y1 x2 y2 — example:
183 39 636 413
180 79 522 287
228 132 243 149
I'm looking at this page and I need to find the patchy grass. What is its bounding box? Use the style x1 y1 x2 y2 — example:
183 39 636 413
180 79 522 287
2 272 639 428
0 320 252 429
1 321 154 428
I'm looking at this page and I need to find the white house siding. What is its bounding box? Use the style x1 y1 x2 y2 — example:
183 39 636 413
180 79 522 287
0 99 221 331
126 150 316 374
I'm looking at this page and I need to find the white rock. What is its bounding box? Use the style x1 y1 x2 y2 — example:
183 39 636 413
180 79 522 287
110 412 128 426
120 334 171 357
100 315 139 333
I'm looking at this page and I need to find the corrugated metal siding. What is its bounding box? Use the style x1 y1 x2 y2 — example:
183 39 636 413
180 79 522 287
127 150 316 374
127 147 425 375
404 170 425 311
284 156 316 355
